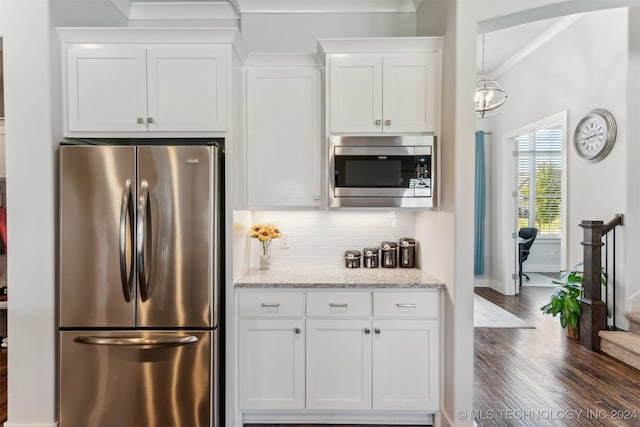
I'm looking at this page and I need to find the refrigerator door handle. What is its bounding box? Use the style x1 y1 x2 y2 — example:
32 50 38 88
119 179 135 302
137 180 152 302
73 335 198 348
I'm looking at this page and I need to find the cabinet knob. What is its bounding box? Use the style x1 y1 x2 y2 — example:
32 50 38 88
294 328 301 334
364 328 371 334
147 117 154 124
384 120 391 126
137 118 144 124
313 195 320 201
374 328 381 334
375 119 382 125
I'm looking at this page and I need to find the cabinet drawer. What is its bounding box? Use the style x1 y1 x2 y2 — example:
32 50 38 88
307 292 371 317
373 292 438 318
238 292 304 317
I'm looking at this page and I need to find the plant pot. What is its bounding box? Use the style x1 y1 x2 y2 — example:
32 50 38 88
566 325 580 340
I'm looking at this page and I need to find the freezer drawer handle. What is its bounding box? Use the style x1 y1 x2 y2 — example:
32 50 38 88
119 179 135 302
137 180 152 302
73 335 198 348
397 303 417 308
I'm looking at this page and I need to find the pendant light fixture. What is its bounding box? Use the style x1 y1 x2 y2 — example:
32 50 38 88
475 33 507 118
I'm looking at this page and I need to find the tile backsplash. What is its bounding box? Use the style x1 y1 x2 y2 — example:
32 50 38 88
235 210 416 272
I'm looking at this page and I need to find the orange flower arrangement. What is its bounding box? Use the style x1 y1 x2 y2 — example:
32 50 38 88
249 223 281 255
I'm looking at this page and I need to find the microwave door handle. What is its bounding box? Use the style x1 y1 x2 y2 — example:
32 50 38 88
137 180 152 302
119 179 134 302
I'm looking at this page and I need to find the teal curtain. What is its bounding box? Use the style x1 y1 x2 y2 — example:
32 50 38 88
474 131 486 275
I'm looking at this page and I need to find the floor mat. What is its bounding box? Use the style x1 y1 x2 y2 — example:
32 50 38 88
473 294 535 328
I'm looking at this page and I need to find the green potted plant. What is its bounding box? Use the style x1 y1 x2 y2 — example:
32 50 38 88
540 270 583 339
540 264 607 339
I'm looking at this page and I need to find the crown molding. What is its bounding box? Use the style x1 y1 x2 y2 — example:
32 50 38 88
235 0 423 14
317 36 443 61
109 1 239 21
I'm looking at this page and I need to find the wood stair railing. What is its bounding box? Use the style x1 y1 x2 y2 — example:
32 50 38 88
579 214 623 351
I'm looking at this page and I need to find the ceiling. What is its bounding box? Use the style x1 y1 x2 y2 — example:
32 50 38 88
478 13 582 79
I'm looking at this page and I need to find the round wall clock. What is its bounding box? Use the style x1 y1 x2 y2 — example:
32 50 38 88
573 109 617 162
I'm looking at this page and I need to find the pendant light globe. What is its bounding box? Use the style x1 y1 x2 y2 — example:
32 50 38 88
475 79 507 118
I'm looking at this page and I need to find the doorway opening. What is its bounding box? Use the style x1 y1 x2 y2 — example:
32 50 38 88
509 112 567 294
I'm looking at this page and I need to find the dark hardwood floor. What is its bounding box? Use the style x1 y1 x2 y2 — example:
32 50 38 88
475 286 640 427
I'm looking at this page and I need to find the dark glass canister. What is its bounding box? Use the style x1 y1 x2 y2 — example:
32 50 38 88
398 238 417 268
363 247 380 268
380 241 398 268
344 250 362 268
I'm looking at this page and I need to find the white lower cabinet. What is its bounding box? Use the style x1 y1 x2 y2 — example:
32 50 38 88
306 319 372 410
372 319 439 410
237 289 441 421
238 318 305 409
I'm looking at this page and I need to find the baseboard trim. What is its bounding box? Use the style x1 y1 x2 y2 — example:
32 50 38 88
441 408 475 427
241 410 435 425
4 422 58 427
474 278 492 287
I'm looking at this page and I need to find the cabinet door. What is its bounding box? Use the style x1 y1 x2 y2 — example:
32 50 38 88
382 52 438 133
147 47 227 131
329 55 383 133
306 319 371 410
238 319 305 410
67 46 147 132
247 68 321 207
372 319 439 410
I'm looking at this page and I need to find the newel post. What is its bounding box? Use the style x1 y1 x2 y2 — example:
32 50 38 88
579 220 606 351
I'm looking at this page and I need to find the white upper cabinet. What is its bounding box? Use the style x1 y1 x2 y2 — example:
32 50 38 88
320 38 442 134
146 47 227 132
329 55 383 133
66 45 227 133
246 66 321 208
67 47 147 133
382 53 438 133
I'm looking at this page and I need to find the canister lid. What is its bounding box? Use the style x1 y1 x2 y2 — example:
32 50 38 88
344 250 362 259
364 247 379 256
381 241 398 250
399 238 416 247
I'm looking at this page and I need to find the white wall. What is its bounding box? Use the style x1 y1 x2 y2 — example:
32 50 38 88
239 211 416 270
241 13 417 52
416 0 475 425
0 0 60 426
485 9 630 323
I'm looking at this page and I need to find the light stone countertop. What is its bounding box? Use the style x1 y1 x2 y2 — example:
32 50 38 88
235 265 446 289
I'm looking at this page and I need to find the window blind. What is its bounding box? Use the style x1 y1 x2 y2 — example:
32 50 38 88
516 124 563 237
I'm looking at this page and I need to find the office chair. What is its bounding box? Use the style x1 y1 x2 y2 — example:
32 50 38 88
518 227 538 288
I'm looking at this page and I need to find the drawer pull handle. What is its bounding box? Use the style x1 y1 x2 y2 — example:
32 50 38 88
374 328 381 334
364 328 371 334
261 303 280 308
294 328 301 334
397 303 416 308
329 303 348 308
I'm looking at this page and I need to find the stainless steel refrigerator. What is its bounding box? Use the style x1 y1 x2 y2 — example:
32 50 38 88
58 141 222 427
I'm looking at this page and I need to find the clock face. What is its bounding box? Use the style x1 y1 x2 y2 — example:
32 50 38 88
573 109 616 162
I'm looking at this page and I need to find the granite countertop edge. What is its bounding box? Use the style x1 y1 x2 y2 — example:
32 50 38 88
234 266 446 289
235 282 444 289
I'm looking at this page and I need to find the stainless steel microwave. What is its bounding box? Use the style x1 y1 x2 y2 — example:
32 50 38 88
329 135 436 208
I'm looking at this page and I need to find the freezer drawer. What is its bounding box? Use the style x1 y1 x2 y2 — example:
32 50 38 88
59 330 215 427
